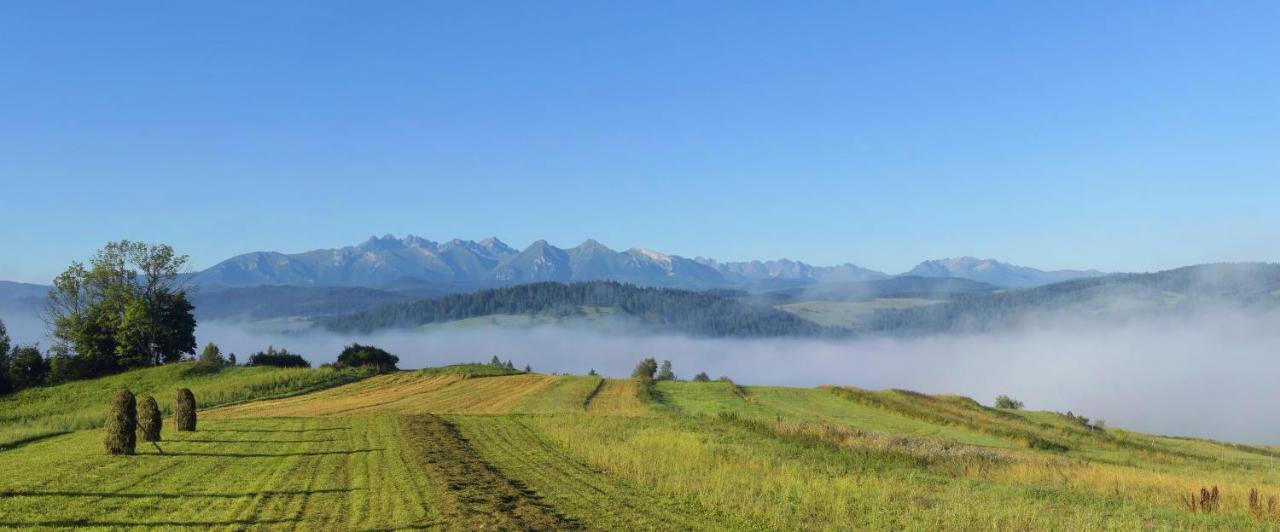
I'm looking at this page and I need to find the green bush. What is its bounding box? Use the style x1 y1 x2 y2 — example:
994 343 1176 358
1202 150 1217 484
631 358 657 380
197 342 226 367
137 395 162 441
247 346 310 368
174 388 197 431
335 343 399 373
994 394 1024 410
104 389 137 455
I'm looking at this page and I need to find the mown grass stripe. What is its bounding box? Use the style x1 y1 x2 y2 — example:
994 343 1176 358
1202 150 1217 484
400 414 581 530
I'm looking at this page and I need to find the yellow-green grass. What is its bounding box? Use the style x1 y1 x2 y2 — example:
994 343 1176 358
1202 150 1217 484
399 415 576 529
777 298 941 328
826 386 1241 465
0 416 440 530
656 381 1011 448
0 363 368 449
653 380 773 417
10 363 1280 530
206 372 464 418
512 375 603 414
209 372 563 418
526 412 1263 529
452 414 748 530
583 379 650 416
750 386 1015 448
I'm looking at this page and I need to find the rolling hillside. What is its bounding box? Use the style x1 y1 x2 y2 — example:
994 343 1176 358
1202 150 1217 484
2 363 1279 529
866 263 1280 334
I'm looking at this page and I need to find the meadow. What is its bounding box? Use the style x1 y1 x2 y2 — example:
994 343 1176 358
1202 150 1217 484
2 363 1278 529
0 363 368 450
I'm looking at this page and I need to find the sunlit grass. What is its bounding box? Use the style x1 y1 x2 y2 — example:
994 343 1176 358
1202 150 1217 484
0 416 440 529
0 363 368 448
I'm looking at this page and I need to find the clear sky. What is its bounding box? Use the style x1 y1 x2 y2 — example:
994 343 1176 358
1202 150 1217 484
2 1 1277 283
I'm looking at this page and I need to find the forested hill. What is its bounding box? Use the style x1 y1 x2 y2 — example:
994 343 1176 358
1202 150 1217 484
320 281 832 337
865 263 1280 334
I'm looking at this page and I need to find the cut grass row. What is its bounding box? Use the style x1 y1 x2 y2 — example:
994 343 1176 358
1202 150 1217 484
452 414 745 530
400 415 577 530
0 416 440 530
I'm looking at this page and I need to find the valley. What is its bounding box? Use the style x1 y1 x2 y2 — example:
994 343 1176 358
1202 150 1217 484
2 362 1279 529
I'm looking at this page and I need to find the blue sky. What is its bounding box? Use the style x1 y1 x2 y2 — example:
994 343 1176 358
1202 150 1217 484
1 1 1277 283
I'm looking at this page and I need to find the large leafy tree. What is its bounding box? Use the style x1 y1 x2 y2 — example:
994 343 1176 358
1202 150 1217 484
45 241 197 377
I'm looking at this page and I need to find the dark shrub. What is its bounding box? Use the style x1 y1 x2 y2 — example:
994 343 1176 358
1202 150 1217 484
137 395 162 441
1028 437 1069 452
174 388 197 431
994 395 1024 409
105 389 137 455
692 372 711 382
631 358 657 380
335 343 399 372
8 345 49 389
246 346 310 368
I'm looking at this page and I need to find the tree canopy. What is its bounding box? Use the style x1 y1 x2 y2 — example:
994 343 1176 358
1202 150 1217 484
632 358 657 381
335 343 399 372
45 241 197 380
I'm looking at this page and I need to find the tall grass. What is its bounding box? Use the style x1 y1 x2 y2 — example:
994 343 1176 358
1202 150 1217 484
526 413 1237 529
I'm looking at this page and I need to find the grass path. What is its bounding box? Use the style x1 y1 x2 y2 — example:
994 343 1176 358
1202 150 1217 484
453 414 745 531
0 416 441 530
400 415 578 530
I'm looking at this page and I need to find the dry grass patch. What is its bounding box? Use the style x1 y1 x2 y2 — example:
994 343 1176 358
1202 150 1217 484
209 372 562 418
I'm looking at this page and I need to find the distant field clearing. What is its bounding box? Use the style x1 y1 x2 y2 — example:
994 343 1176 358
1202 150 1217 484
777 298 942 328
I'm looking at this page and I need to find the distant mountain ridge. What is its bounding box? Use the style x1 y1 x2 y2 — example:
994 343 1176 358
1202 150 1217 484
193 235 1105 290
906 257 1106 288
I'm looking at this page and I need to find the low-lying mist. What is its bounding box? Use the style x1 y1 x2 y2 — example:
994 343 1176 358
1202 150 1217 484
196 306 1280 445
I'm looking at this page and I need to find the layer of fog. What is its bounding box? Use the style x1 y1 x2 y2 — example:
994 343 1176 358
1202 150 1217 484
196 307 1280 445
0 309 46 347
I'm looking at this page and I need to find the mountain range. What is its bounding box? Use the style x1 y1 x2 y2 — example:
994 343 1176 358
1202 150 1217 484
193 235 1105 291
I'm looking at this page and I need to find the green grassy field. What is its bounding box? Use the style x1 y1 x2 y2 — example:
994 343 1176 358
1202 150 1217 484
0 363 368 450
2 364 1278 530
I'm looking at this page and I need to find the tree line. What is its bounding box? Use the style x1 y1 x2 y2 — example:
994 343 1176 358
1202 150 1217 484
0 241 198 392
321 281 834 337
0 240 403 395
